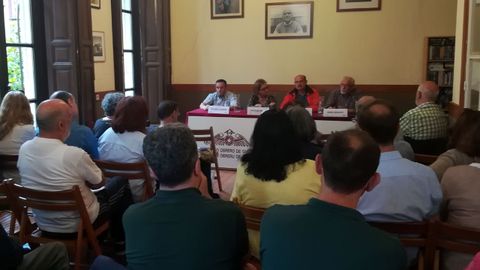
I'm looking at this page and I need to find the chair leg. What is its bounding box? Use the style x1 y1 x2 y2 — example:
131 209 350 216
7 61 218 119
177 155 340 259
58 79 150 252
74 224 84 270
9 211 16 235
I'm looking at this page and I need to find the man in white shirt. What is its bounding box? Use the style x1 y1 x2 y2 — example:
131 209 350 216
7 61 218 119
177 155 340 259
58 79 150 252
18 99 132 238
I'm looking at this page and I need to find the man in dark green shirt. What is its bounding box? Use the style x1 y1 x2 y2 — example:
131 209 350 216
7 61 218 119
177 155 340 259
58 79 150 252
260 129 407 270
123 123 249 270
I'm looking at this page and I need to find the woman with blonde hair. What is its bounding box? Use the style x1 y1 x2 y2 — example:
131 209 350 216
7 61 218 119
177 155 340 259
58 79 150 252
0 91 35 182
247 79 276 108
0 91 34 154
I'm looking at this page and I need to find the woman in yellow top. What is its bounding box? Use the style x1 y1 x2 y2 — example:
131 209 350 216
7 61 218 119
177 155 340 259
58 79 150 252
231 109 321 258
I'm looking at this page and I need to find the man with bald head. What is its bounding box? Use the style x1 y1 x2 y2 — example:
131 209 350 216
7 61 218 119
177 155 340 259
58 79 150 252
50 90 99 159
18 100 131 236
400 81 448 154
323 76 360 111
280 74 320 112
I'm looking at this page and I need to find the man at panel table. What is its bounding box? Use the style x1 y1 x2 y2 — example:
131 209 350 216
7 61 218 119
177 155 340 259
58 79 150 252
279 74 320 112
199 79 238 110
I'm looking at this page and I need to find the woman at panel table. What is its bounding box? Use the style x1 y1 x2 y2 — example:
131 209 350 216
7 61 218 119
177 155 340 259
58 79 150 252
230 109 321 258
247 79 276 109
0 91 35 183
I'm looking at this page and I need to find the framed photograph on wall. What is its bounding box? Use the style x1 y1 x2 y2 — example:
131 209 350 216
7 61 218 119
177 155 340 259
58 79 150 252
211 0 244 19
92 32 105 62
91 0 101 9
265 2 313 40
337 0 381 12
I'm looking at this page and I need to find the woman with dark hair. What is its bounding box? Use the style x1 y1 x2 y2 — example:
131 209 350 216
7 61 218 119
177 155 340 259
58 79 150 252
286 105 323 160
231 109 321 258
247 79 276 108
93 92 124 138
0 91 35 182
430 109 480 180
98 96 151 202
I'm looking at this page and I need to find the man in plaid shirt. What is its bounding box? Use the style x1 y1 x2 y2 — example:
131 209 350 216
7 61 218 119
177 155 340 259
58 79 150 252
400 81 448 154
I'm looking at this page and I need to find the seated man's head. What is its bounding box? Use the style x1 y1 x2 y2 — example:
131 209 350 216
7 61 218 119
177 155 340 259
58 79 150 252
36 99 73 142
357 100 399 147
294 74 307 92
101 92 124 117
157 100 179 124
143 123 201 188
215 79 228 97
282 9 293 23
340 76 355 95
49 90 78 118
318 129 380 195
415 81 439 105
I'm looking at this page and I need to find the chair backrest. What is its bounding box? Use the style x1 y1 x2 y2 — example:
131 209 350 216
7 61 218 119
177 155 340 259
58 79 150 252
414 153 439 165
94 159 154 201
191 127 223 191
369 220 433 270
237 204 265 231
432 220 480 255
0 179 17 235
3 179 107 270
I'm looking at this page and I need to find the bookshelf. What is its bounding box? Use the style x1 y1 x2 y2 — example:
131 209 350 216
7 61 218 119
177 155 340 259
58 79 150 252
425 36 455 107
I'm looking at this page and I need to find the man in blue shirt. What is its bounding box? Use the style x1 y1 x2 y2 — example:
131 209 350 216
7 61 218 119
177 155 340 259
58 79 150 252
356 99 442 222
50 91 99 159
199 79 238 110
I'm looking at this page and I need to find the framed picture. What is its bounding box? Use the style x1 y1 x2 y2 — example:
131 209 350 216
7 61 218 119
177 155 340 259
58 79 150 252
265 2 313 40
337 0 381 12
91 0 100 9
92 32 105 62
211 0 244 19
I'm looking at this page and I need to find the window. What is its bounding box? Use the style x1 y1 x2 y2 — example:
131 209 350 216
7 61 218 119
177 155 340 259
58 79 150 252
0 0 47 117
122 0 134 96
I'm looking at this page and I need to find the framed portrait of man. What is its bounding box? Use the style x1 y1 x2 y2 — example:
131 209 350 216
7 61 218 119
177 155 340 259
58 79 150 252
92 32 106 62
211 0 244 19
337 0 381 12
265 2 313 40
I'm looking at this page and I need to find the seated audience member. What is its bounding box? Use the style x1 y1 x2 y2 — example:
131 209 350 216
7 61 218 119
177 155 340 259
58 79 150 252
279 74 320 112
430 109 480 179
123 123 248 270
157 100 180 127
50 91 99 159
357 100 442 222
1 224 70 270
247 79 276 108
400 81 448 155
323 76 360 111
18 99 131 238
199 79 238 110
0 91 35 182
156 100 218 198
286 105 323 160
356 95 414 160
98 96 152 202
440 124 480 270
93 92 124 138
260 129 406 270
231 109 321 258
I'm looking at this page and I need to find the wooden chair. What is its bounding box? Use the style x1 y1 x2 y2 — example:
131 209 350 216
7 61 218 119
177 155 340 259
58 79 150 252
428 220 480 267
0 179 17 235
94 159 154 201
369 220 434 270
414 153 439 165
238 204 265 269
191 127 223 191
237 204 265 231
3 179 109 270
